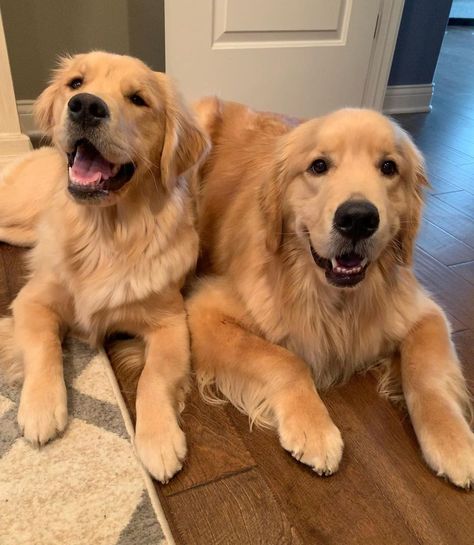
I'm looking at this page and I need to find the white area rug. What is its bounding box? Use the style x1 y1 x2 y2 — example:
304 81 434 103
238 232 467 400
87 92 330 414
0 338 174 545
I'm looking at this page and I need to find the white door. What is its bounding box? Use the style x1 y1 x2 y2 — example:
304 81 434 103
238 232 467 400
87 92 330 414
164 0 404 118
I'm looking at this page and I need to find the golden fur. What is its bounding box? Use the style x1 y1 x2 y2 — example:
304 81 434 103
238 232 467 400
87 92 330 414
187 98 474 487
0 52 208 482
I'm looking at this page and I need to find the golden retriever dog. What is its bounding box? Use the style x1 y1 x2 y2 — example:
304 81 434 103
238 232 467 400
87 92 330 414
187 98 474 488
0 52 208 482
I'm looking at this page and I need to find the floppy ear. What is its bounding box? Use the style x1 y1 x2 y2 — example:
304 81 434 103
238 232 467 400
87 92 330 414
156 73 210 191
397 130 429 265
34 84 58 135
33 54 75 135
259 141 289 254
259 122 310 253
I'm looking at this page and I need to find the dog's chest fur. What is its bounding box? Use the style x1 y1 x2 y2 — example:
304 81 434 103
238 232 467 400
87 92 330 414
35 191 197 338
244 257 427 389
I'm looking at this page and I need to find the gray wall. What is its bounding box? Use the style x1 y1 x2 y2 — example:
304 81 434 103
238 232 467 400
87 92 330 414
1 0 165 100
388 0 453 86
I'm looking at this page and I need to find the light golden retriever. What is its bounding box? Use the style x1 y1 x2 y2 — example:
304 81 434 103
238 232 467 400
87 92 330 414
0 52 208 482
187 98 474 488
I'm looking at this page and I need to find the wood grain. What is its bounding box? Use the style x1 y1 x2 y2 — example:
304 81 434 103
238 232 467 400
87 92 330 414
450 260 474 286
424 196 474 248
435 190 474 217
414 249 474 329
417 219 474 266
165 468 304 545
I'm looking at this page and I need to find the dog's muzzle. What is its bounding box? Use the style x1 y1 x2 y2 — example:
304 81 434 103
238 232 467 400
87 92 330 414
66 94 135 202
310 199 378 288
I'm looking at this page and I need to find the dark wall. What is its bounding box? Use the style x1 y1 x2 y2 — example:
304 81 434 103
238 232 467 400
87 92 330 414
388 0 453 86
1 0 165 100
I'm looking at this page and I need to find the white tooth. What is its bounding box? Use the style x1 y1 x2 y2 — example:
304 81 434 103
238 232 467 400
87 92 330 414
361 258 368 267
112 164 120 176
331 258 338 269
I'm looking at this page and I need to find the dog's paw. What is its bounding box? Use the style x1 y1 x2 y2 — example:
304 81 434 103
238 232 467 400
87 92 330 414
135 418 187 483
18 378 68 446
420 427 474 489
278 412 343 476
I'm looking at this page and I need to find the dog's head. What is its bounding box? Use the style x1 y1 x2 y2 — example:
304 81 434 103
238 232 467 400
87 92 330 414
263 108 427 288
35 51 208 205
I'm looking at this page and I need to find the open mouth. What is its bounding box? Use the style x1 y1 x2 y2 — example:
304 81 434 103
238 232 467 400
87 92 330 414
67 139 135 201
311 246 369 288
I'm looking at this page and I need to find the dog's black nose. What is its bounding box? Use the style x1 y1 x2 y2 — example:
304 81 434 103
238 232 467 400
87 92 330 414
68 93 109 126
334 200 380 240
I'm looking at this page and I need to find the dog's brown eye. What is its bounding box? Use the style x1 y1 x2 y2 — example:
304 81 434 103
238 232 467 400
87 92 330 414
308 159 328 175
68 78 83 90
130 94 147 107
381 160 398 176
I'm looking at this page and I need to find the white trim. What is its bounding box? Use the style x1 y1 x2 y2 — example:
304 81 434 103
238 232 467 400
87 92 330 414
0 132 32 171
0 11 31 170
362 0 406 110
383 83 434 114
16 99 37 135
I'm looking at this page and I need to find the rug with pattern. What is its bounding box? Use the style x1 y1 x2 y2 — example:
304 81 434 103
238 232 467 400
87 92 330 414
0 338 174 545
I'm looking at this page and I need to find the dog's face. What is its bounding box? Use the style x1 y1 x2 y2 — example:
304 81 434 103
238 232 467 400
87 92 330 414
35 51 207 205
271 109 426 288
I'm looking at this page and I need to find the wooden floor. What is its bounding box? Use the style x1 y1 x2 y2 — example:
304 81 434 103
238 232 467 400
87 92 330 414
1 27 473 545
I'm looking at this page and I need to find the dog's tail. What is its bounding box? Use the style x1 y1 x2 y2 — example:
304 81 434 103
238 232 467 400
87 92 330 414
106 336 146 384
0 317 23 382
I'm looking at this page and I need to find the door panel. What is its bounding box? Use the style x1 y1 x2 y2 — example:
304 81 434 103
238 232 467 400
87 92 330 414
165 0 384 117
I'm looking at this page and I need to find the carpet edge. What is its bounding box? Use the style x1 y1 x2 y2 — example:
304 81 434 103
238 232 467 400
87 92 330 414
97 348 177 545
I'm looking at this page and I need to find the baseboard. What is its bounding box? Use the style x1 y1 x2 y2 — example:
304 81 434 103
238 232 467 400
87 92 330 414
382 83 434 114
16 99 36 135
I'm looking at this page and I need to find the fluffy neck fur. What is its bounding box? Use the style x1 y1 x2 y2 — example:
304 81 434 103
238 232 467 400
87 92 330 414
30 169 198 336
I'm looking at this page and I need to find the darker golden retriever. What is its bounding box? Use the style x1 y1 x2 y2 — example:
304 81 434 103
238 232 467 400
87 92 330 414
187 98 473 488
0 52 208 482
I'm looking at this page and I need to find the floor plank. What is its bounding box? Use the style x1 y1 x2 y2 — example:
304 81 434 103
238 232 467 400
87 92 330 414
414 249 474 329
165 468 304 545
435 190 474 217
424 196 474 248
417 219 474 266
450 260 474 286
161 388 256 497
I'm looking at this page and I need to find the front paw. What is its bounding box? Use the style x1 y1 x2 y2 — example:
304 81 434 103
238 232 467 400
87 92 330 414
278 411 344 476
18 377 68 446
419 425 474 489
135 417 187 483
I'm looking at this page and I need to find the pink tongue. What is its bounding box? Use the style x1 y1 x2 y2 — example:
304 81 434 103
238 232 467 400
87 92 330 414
70 144 114 186
337 253 362 268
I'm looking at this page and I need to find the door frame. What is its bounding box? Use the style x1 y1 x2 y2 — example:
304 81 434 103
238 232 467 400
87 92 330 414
362 0 405 110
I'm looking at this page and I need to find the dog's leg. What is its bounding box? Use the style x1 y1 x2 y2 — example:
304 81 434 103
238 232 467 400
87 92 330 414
135 305 190 483
400 306 474 488
187 280 343 476
12 278 70 445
